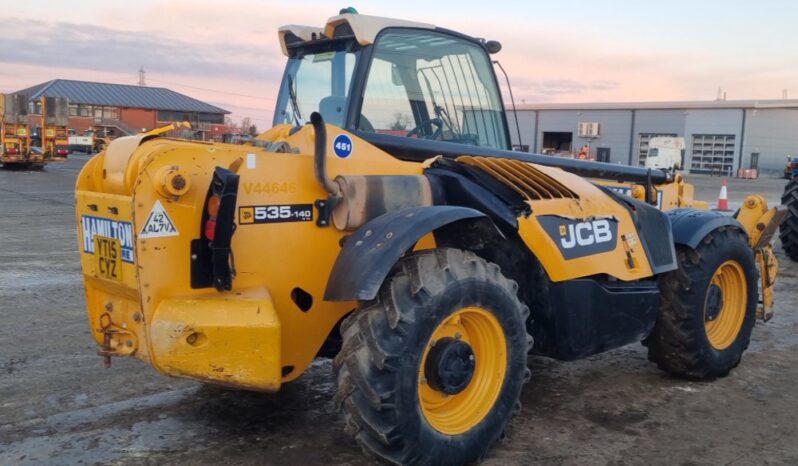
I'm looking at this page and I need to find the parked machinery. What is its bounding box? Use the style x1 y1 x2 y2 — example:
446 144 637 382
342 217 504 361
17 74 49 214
40 96 70 161
68 128 111 154
1 93 41 166
784 155 798 180
780 176 798 261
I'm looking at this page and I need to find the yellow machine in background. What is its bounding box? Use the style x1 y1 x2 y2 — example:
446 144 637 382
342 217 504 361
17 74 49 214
40 96 69 161
1 93 40 166
74 10 786 466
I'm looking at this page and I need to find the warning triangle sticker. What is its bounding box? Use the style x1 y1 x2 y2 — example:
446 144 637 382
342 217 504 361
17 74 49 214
140 200 179 238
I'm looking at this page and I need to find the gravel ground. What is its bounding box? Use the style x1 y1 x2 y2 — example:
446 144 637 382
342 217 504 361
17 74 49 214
1 158 796 465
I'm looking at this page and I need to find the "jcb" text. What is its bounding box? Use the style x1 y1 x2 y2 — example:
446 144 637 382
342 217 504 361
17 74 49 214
561 219 613 249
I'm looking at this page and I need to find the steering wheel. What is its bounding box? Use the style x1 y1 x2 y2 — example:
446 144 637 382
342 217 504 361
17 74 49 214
406 118 443 140
358 115 375 133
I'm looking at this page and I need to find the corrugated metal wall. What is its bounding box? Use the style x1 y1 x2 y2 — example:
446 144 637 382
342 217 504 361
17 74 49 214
741 109 798 171
511 107 795 173
571 110 632 164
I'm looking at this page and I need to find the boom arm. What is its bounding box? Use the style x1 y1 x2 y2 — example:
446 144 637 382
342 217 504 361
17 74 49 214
144 121 192 136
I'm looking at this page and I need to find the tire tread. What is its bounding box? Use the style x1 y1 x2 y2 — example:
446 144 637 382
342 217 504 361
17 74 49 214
645 228 758 379
779 178 798 261
333 248 530 465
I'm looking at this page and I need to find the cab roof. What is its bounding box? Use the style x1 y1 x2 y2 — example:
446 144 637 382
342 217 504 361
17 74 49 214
278 13 435 56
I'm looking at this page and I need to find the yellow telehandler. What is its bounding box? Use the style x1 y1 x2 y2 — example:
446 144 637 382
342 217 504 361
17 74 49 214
75 9 785 465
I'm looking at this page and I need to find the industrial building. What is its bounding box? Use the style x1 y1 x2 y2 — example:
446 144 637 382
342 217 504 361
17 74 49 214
507 99 798 174
9 79 230 140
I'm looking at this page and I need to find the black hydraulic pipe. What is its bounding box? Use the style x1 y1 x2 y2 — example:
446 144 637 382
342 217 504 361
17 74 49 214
355 130 672 185
310 112 341 198
645 168 654 205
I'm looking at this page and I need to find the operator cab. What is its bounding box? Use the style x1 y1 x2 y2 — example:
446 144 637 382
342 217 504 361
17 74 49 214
274 11 511 151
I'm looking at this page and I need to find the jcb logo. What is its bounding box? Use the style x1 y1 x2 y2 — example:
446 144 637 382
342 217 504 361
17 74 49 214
539 216 619 260
560 219 613 249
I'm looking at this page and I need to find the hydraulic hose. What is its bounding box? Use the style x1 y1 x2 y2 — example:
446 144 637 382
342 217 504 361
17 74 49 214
310 112 341 198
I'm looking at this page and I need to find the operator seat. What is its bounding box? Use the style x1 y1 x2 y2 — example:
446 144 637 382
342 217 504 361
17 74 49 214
319 96 347 127
319 95 375 132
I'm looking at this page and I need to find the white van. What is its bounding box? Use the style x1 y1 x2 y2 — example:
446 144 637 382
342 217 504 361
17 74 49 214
645 137 685 171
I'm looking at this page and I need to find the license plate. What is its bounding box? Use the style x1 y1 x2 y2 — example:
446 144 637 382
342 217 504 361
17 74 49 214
95 236 122 281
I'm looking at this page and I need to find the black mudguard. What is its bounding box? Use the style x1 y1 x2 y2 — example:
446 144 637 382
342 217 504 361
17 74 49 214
667 208 748 249
324 205 492 301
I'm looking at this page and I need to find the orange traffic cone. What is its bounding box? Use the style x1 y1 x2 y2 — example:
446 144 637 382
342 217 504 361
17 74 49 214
715 178 730 211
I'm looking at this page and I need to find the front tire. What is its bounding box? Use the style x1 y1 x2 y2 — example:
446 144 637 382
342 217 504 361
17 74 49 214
334 249 531 465
645 228 758 379
779 177 798 261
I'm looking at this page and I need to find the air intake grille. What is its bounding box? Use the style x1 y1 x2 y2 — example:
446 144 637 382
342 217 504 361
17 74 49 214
457 156 579 200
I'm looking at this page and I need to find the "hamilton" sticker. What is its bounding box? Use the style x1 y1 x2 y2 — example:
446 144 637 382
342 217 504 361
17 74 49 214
140 200 179 238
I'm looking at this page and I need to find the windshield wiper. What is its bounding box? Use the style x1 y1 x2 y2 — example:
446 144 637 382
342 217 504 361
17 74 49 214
287 74 302 126
418 70 460 140
434 105 460 138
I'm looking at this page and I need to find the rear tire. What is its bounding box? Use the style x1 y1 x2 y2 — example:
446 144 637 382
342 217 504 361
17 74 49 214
779 177 798 261
334 248 531 465
645 228 758 379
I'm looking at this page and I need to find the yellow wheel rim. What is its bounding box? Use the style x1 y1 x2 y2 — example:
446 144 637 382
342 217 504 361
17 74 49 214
704 260 747 350
418 306 507 435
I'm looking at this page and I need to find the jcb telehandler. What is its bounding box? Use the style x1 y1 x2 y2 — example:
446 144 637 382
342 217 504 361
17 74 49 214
75 10 786 465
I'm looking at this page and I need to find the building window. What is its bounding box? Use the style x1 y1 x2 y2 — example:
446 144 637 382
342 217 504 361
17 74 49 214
638 133 677 166
103 107 119 120
690 134 736 174
158 110 191 122
198 113 224 124
69 104 78 116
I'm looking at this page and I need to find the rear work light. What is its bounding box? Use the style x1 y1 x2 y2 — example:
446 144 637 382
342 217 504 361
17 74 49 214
191 167 240 291
204 194 222 241
204 217 217 241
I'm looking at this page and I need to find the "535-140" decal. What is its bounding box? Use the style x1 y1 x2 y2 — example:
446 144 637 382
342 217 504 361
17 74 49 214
238 204 313 224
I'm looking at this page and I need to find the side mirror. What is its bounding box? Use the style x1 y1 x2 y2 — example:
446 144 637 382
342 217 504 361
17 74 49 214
485 40 502 54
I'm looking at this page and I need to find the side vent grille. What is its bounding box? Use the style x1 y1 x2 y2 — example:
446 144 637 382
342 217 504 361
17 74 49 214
457 156 579 200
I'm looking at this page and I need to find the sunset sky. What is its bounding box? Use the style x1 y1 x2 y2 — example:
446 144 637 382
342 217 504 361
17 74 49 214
1 0 795 129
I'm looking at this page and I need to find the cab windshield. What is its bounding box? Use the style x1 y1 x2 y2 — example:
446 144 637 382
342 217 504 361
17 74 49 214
359 29 509 149
274 50 357 128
